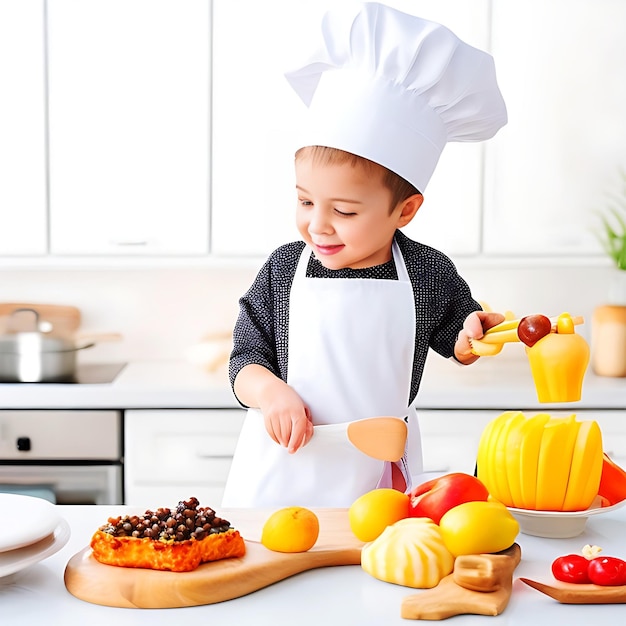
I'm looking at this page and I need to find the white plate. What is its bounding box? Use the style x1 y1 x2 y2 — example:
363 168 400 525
508 499 626 538
0 494 61 552
0 517 71 579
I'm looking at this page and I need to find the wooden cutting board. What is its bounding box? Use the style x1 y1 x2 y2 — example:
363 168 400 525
64 508 363 609
0 302 81 335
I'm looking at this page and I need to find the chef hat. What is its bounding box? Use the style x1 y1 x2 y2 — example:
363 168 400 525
285 2 507 192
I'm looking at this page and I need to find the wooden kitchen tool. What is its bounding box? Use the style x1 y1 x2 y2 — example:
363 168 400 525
520 577 626 604
0 303 81 335
64 508 363 609
401 543 521 620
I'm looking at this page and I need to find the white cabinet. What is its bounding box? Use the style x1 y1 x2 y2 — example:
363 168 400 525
211 0 490 258
418 410 497 475
46 0 210 256
418 409 626 477
483 0 626 256
0 0 47 255
124 409 245 507
590 411 626 467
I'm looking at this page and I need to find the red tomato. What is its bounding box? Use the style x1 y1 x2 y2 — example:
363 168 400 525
551 555 591 584
408 472 489 524
588 557 626 586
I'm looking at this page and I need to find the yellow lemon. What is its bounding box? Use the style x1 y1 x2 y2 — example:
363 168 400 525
349 488 409 542
261 506 320 553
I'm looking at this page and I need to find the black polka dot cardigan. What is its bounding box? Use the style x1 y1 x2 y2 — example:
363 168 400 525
229 229 481 407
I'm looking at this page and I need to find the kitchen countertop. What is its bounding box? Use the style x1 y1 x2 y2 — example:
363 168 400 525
0 360 239 409
0 352 624 410
2 503 626 625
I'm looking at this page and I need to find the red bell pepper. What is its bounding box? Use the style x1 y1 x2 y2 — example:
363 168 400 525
408 472 489 524
597 453 626 505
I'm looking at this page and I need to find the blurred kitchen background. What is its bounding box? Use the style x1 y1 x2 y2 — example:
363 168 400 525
2 0 625 370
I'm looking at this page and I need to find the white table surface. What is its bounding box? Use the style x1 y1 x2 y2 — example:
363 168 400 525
1 504 626 625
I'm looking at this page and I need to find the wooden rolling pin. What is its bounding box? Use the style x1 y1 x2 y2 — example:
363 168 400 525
401 543 521 620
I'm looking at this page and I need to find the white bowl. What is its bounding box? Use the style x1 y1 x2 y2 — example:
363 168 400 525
508 499 626 538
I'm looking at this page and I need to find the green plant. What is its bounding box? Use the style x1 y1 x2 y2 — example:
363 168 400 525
595 170 626 270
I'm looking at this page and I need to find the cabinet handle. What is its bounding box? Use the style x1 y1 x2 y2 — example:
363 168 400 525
16 436 32 452
109 240 149 247
195 454 233 459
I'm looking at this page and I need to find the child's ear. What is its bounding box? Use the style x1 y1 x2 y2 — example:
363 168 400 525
396 193 423 227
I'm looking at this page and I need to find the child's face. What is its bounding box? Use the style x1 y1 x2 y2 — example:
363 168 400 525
295 157 418 270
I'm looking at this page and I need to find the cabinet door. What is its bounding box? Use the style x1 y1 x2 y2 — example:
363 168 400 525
47 0 210 255
124 409 245 507
484 0 626 256
418 410 499 475
211 0 489 258
0 0 47 255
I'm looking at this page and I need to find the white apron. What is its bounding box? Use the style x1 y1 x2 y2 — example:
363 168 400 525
222 241 423 507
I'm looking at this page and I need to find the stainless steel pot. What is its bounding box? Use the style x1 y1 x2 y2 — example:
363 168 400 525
0 309 94 382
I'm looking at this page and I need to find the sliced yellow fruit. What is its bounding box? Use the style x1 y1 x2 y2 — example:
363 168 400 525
483 318 522 334
478 328 521 344
502 412 528 507
479 412 515 503
562 420 603 511
535 415 579 510
492 411 525 506
476 413 509 497
469 338 503 357
518 413 551 509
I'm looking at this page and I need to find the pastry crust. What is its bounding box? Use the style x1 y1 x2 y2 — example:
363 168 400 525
90 498 246 572
91 527 246 572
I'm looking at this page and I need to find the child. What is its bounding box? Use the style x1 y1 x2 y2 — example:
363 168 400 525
222 2 507 508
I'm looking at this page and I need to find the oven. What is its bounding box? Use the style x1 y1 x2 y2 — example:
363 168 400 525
0 409 123 504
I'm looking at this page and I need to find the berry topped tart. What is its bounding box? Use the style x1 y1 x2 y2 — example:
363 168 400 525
90 497 245 572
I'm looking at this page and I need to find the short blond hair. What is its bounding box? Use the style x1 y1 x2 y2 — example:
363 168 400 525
295 146 420 212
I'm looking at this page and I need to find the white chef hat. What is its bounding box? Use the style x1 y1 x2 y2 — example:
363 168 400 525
285 2 507 192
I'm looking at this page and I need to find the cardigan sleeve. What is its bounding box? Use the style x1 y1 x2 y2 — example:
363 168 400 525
228 242 302 405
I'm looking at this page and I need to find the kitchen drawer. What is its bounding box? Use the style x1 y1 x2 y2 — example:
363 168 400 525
124 409 246 507
0 410 120 460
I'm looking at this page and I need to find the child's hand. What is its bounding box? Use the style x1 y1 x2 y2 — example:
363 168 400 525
455 310 506 364
234 364 314 453
258 380 314 454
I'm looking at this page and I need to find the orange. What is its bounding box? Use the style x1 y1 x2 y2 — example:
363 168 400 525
349 488 409 542
261 506 320 553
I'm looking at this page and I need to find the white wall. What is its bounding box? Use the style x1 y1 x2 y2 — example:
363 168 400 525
0 264 259 365
0 260 616 366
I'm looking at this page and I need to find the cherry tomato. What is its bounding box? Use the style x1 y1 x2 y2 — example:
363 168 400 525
517 314 552 347
551 554 591 584
588 557 626 586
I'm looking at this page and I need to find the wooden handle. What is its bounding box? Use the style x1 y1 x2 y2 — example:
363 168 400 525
401 544 521 620
520 577 626 604
74 332 123 343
